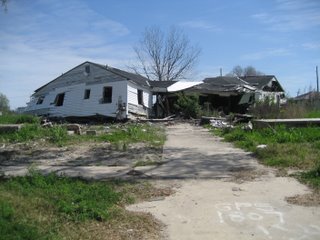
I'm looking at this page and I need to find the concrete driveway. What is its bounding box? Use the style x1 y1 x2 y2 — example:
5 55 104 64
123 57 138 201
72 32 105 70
141 123 260 179
128 123 320 240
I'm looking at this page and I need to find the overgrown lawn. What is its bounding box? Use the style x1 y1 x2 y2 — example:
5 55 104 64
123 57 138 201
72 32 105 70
0 171 164 239
210 126 320 189
0 122 166 148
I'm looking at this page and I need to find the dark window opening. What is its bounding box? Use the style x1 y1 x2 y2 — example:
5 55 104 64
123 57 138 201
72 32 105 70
85 65 90 74
138 89 144 105
36 96 44 105
102 87 112 103
84 89 91 99
55 93 65 106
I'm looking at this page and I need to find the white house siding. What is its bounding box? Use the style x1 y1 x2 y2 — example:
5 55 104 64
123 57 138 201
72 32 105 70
255 91 286 105
34 63 125 97
26 81 128 118
127 82 152 116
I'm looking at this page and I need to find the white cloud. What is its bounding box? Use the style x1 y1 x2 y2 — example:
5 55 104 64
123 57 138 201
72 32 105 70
241 48 292 60
180 20 221 32
0 0 132 109
252 0 320 31
302 42 320 50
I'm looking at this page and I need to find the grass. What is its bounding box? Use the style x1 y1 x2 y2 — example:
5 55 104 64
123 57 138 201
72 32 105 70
210 125 320 189
98 123 165 147
0 114 40 124
0 122 166 148
305 110 320 118
0 170 166 239
0 124 68 146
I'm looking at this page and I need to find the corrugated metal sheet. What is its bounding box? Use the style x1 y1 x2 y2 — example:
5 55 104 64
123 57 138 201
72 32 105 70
167 81 202 92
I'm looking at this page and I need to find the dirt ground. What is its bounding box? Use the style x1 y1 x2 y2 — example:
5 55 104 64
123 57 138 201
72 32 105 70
0 141 162 167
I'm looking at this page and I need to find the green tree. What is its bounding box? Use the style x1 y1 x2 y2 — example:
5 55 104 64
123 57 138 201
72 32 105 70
0 92 10 113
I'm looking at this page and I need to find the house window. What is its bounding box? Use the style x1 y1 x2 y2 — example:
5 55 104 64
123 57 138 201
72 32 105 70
36 96 44 105
138 89 144 105
102 87 112 103
84 89 91 99
85 65 90 74
54 93 65 106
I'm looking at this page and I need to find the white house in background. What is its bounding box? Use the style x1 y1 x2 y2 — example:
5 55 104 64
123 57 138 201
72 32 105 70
23 61 152 119
241 75 286 104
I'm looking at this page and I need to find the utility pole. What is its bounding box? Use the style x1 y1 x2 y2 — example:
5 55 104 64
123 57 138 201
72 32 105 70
316 65 319 93
220 68 222 77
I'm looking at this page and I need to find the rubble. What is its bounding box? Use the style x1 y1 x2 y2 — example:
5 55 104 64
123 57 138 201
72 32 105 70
209 119 232 128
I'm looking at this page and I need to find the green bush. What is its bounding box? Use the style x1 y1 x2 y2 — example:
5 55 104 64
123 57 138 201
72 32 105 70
174 93 201 119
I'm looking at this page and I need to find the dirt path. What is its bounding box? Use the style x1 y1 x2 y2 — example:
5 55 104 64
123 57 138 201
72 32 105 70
128 123 320 240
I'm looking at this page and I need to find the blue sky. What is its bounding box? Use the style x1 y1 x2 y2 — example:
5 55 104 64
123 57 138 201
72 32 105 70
0 0 319 109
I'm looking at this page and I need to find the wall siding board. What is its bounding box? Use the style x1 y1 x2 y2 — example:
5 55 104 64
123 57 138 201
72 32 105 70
127 82 152 116
26 81 128 117
34 63 125 97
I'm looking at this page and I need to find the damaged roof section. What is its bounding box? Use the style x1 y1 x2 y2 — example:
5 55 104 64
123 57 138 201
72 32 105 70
187 76 256 96
241 75 284 92
148 81 177 92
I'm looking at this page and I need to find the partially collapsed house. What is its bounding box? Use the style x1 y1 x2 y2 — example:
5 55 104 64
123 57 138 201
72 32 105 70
24 61 152 120
153 75 286 115
24 61 286 119
186 76 256 113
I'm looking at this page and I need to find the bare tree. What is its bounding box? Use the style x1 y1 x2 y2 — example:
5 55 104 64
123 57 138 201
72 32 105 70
1 0 8 11
231 65 243 77
243 66 264 76
130 26 200 81
227 65 264 77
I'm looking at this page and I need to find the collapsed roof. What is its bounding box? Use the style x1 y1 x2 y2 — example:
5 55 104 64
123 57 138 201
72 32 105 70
186 76 256 96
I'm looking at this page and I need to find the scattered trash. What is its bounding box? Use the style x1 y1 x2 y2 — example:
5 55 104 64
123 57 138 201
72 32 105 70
66 124 81 135
209 119 232 128
242 121 253 131
41 118 53 128
257 144 268 149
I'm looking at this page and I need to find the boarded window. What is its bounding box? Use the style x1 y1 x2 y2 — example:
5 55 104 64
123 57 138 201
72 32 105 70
84 89 91 99
54 93 65 106
102 87 112 103
138 89 144 105
85 65 90 74
36 96 44 105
